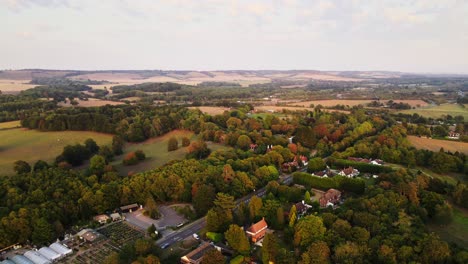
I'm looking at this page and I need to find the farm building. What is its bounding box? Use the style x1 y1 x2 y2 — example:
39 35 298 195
23 250 51 264
120 203 139 213
110 212 121 221
9 255 34 264
49 242 73 256
246 218 268 243
77 229 101 243
180 242 215 264
38 247 61 261
93 214 110 224
448 131 460 139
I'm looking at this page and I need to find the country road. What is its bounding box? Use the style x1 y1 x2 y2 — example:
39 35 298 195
155 171 298 247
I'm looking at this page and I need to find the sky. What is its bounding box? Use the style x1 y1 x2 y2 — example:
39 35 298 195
1 0 468 73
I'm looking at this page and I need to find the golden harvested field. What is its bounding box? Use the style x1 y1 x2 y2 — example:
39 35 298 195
288 99 428 108
255 105 349 114
0 129 113 175
0 79 36 92
0 120 21 129
189 106 231 115
58 98 124 107
408 136 468 154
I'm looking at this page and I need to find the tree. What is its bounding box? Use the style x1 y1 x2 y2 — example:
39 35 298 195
84 138 99 154
135 150 146 160
201 249 225 264
187 140 211 159
248 195 263 221
300 241 331 264
193 185 216 216
144 196 159 219
262 233 279 264
294 215 326 248
33 160 49 172
90 155 106 176
333 242 363 264
289 205 297 228
224 224 250 255
147 224 157 237
32 218 53 245
112 135 124 155
307 157 326 173
14 160 31 174
168 136 178 151
237 135 252 150
99 145 114 161
181 136 190 147
304 191 311 204
420 234 450 263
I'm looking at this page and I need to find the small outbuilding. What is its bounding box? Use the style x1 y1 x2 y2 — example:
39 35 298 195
120 204 139 213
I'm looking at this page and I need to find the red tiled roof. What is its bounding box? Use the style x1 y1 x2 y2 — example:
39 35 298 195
247 218 268 234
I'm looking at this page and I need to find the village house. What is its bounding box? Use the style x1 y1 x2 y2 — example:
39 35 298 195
311 170 330 178
180 242 216 264
246 218 268 243
348 157 384 165
448 131 460 140
294 200 312 217
338 167 360 177
319 189 342 208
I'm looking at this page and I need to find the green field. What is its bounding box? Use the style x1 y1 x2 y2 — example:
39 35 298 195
0 128 113 175
112 130 232 175
398 104 468 119
429 206 468 249
0 120 21 129
112 130 195 175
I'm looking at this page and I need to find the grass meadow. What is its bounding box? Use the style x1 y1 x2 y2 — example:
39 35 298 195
0 128 113 175
398 104 468 119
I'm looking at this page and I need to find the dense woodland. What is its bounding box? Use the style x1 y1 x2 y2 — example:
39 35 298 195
0 80 467 263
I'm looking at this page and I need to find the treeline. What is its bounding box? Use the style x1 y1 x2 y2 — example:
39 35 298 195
336 125 467 174
30 77 107 86
111 82 183 94
21 105 191 142
328 158 393 173
293 172 365 194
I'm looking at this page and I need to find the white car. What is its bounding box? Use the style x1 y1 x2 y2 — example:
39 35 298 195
193 233 199 240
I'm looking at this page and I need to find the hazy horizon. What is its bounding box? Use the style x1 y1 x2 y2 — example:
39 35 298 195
2 0 468 74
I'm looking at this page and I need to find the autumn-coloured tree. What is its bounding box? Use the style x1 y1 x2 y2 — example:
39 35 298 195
168 136 178 151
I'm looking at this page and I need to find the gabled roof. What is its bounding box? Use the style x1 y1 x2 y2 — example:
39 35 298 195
247 218 268 234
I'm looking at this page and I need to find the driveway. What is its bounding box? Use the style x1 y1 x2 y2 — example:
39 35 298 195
124 205 187 231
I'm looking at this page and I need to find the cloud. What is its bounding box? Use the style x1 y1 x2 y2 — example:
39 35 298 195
4 0 72 11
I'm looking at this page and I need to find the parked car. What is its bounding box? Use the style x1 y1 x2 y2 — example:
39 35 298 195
161 243 170 249
193 233 199 240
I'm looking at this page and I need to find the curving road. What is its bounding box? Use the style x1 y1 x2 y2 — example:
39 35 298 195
155 171 297 247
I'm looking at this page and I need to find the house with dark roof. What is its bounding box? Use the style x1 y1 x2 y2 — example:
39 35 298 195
294 201 312 217
246 218 268 243
319 189 342 208
338 167 359 177
448 131 460 139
